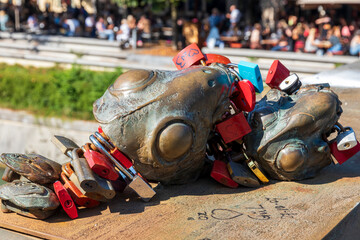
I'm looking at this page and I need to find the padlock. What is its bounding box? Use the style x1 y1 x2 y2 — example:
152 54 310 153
63 163 109 202
242 152 269 183
227 161 260 187
336 127 357 151
60 172 100 208
90 135 156 202
265 60 290 89
1 167 20 182
94 132 137 175
71 148 98 192
215 112 252 144
110 176 127 193
204 54 231 65
237 61 263 93
279 73 302 95
83 143 119 181
231 80 256 112
172 43 206 70
51 135 80 158
53 181 78 219
210 160 239 188
329 140 360 165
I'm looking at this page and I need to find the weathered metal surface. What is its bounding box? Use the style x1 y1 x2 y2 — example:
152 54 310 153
0 181 59 219
0 153 62 185
94 65 236 184
1 167 20 183
245 85 342 180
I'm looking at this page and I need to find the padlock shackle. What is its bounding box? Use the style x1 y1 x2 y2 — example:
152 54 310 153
335 122 346 132
90 135 134 180
94 131 115 150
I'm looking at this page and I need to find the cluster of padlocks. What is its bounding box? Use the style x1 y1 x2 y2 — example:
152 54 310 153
0 43 359 221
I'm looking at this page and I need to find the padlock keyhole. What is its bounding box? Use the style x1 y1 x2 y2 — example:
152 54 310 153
64 200 73 208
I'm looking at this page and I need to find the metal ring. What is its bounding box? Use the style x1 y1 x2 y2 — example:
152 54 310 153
228 67 242 82
89 135 133 179
95 131 114 150
226 63 238 68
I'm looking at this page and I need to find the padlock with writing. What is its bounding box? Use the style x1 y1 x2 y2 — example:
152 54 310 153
215 112 252 144
265 60 290 89
231 79 256 112
237 61 263 93
83 143 119 181
335 126 358 151
90 135 156 202
279 73 302 95
53 181 78 219
227 160 260 187
172 43 206 70
60 171 100 208
210 159 239 188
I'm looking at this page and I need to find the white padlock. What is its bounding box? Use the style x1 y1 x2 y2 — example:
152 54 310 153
337 127 357 151
279 73 302 95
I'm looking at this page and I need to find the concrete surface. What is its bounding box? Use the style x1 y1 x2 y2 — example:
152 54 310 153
302 60 360 88
0 87 359 240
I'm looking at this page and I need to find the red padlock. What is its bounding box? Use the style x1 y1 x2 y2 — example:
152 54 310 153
231 80 256 112
215 112 252 144
204 54 231 65
60 172 100 208
172 43 205 70
265 60 290 89
210 160 239 188
83 143 119 181
53 181 78 219
329 140 360 165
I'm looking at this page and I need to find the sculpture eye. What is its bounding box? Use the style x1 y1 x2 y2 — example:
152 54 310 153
156 122 194 161
276 143 307 172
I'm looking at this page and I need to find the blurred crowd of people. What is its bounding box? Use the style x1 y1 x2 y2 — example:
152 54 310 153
203 5 360 56
0 1 359 56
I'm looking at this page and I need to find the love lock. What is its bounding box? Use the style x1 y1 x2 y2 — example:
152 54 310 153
335 125 358 151
53 181 78 219
231 80 256 112
329 140 360 165
265 60 290 89
227 160 260 187
279 73 302 95
210 159 239 188
60 171 100 208
215 112 252 144
83 143 119 181
236 61 263 93
204 54 231 65
172 43 205 70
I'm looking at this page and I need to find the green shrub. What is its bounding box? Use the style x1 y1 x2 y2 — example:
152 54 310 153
0 64 122 120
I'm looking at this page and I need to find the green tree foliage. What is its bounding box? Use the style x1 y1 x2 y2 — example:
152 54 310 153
0 64 123 120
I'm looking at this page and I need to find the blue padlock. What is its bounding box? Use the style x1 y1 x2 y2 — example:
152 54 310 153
237 61 263 93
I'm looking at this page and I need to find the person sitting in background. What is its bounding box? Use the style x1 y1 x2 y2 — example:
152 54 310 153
0 10 8 31
326 26 342 55
350 30 360 56
27 14 39 33
96 17 114 41
116 19 130 49
304 28 319 53
137 15 151 46
250 23 262 49
226 4 241 36
64 15 80 37
206 23 224 49
85 15 95 37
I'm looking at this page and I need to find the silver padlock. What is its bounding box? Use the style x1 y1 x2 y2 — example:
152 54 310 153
336 126 357 151
279 73 302 95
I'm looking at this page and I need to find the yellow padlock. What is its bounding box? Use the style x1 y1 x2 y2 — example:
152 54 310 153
243 152 269 183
